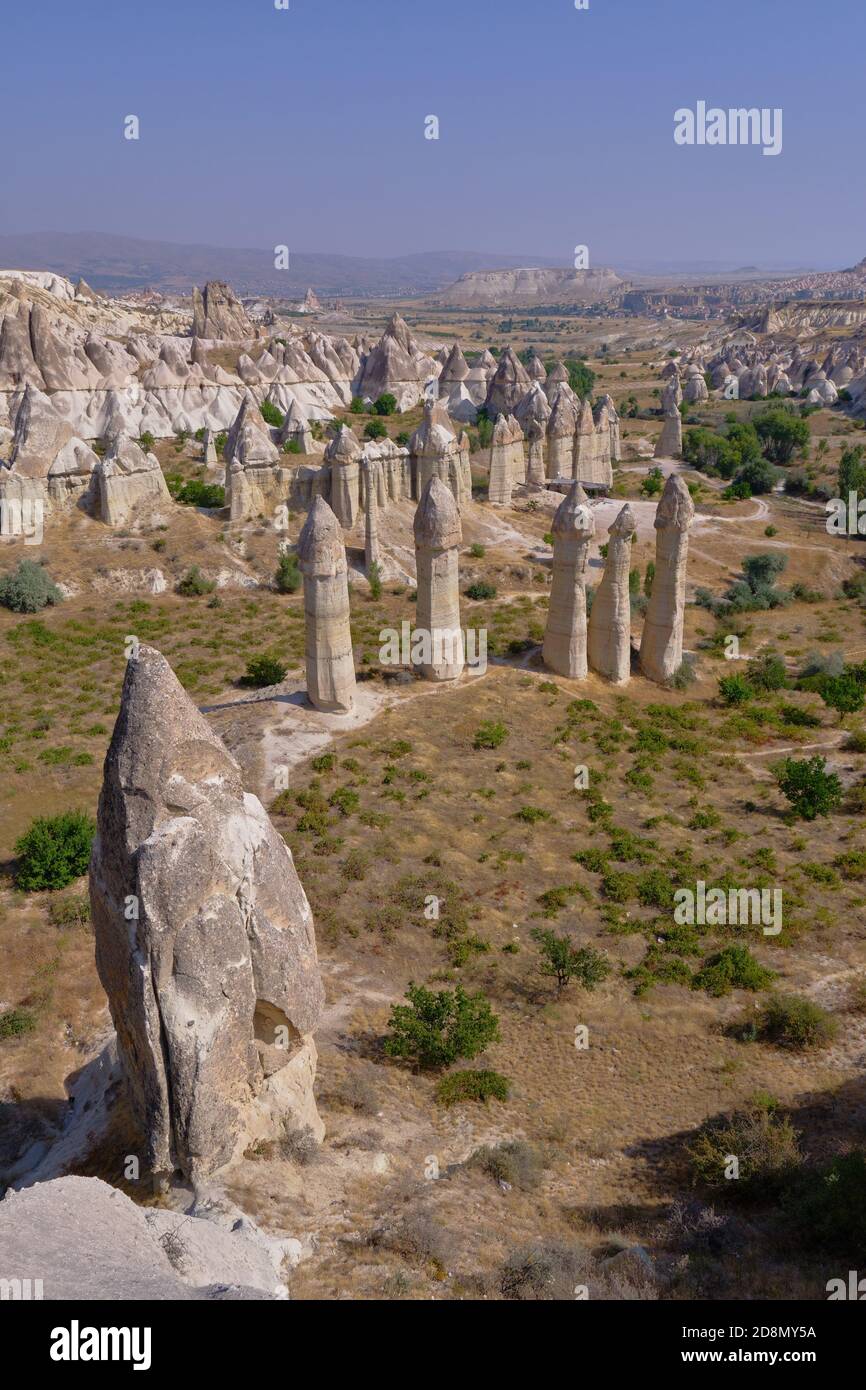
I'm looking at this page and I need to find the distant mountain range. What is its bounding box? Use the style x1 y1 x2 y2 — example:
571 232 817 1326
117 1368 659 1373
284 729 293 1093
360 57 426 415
0 233 568 299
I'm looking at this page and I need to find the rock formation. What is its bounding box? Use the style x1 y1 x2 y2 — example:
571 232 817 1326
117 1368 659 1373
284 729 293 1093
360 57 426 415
202 427 218 466
324 423 362 528
588 503 636 683
409 398 470 507
546 387 579 479
279 399 313 454
224 393 283 523
362 456 381 574
191 281 254 340
94 435 171 527
413 475 464 682
639 474 694 683
655 378 683 458
484 345 531 417
544 360 569 400
542 481 595 679
297 496 357 713
353 313 431 411
572 398 597 480
516 383 550 486
488 413 515 505
89 646 324 1186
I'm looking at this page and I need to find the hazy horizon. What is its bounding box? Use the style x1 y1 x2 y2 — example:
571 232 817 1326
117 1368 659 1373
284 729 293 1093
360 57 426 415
4 0 864 269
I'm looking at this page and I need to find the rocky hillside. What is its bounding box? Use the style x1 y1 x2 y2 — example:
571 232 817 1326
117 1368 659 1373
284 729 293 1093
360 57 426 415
427 265 625 309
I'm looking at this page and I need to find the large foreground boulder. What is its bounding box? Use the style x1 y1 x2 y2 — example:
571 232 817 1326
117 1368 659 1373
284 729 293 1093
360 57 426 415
89 647 324 1187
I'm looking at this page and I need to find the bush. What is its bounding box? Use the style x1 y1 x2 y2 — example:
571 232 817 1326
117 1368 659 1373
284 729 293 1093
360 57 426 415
640 466 664 497
14 810 95 891
473 721 508 749
469 543 486 558
500 1241 586 1300
465 580 496 600
363 419 387 441
260 400 284 428
349 396 365 414
531 929 610 994
692 945 775 997
372 393 397 416
138 431 156 452
368 561 382 600
435 1068 510 1107
241 654 287 687
176 565 215 597
175 479 225 508
384 982 500 1070
718 674 754 705
687 1102 801 1199
0 560 62 614
0 1007 37 1039
820 672 865 719
471 1139 543 1191
784 1151 866 1253
275 551 301 594
750 994 837 1050
754 407 809 464
774 755 843 820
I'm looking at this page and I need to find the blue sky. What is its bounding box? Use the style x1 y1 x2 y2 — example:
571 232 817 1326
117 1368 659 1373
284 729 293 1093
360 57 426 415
3 0 863 268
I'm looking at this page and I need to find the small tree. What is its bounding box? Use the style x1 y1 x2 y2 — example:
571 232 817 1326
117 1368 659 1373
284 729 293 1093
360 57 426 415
349 396 365 414
531 930 610 996
364 419 387 441
275 551 301 593
0 560 62 614
242 654 287 688
718 674 754 705
384 983 500 1070
373 393 397 416
754 408 809 464
820 672 865 720
640 466 664 497
177 565 215 596
260 400 284 428
367 561 382 599
15 811 95 891
774 755 843 820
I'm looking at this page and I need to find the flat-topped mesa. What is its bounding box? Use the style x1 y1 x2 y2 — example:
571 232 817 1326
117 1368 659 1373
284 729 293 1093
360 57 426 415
324 423 362 528
484 345 532 418
95 434 171 527
89 646 324 1187
639 474 695 684
297 496 357 713
191 280 254 341
413 475 464 682
546 387 579 480
542 481 595 679
362 455 381 574
588 502 636 683
279 398 313 455
515 383 550 487
488 413 514 505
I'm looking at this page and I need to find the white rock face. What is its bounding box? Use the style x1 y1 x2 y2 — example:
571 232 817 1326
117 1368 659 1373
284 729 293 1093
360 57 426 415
353 313 429 410
488 414 515 505
588 503 636 683
94 435 171 527
484 345 531 417
90 646 324 1187
546 387 578 479
542 481 595 679
325 424 362 528
298 496 357 713
639 475 694 683
413 476 464 682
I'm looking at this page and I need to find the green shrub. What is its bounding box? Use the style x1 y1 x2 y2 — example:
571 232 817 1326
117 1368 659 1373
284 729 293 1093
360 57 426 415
687 1102 801 1199
746 650 788 692
0 560 62 614
470 1139 543 1190
469 543 486 558
531 929 610 995
692 945 775 997
0 1007 37 1039
473 721 508 750
349 396 365 414
384 983 500 1070
241 654 287 687
774 755 843 820
466 580 496 601
176 566 215 597
260 400 284 428
176 480 225 508
368 562 382 600
435 1069 509 1107
718 674 754 705
137 431 156 452
750 994 837 1049
372 393 397 416
363 419 387 440
275 551 301 593
784 1151 866 1252
14 811 95 891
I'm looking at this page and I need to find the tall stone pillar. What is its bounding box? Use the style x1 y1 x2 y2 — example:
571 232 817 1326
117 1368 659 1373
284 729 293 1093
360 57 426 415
588 503 636 683
655 377 683 459
488 414 513 505
542 481 595 679
297 496 357 713
325 424 361 528
573 398 596 481
362 456 381 575
639 474 694 683
413 476 464 682
546 388 578 480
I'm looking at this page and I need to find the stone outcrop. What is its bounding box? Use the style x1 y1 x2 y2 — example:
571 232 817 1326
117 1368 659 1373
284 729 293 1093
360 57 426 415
639 475 694 683
655 407 682 458
572 398 597 481
542 481 595 679
484 345 531 417
413 476 463 682
89 646 324 1186
279 399 313 454
324 423 362 528
225 393 283 522
488 413 515 505
546 387 578 479
202 427 218 466
516 383 550 486
362 456 381 574
544 361 569 400
94 435 171 527
588 503 635 683
353 313 432 411
191 281 254 340
297 497 357 713
410 398 471 508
